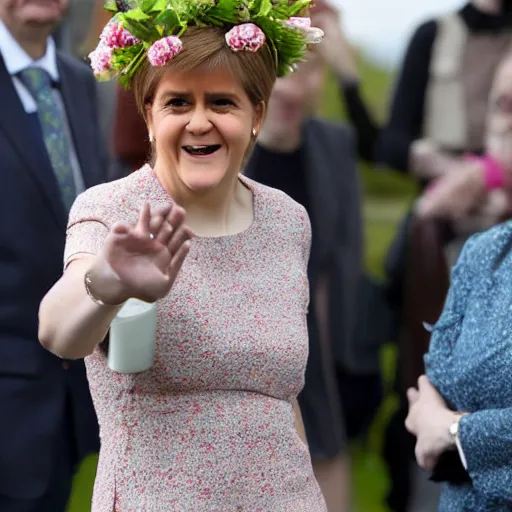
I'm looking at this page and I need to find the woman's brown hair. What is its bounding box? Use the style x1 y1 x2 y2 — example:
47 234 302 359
132 26 277 121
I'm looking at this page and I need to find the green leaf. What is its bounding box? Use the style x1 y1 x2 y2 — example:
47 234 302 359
104 0 119 12
150 0 167 11
154 9 180 32
124 7 150 20
288 0 309 16
254 0 271 17
121 16 158 40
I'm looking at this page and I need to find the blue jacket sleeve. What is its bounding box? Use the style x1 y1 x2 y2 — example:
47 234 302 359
458 410 512 502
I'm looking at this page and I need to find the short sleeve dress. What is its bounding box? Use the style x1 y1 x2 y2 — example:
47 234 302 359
64 166 327 511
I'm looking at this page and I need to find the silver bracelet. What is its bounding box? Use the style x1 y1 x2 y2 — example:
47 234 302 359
84 271 125 307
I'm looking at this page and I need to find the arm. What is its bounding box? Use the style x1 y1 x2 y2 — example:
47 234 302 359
39 257 123 359
39 193 192 360
340 80 380 164
457 409 512 501
375 20 437 173
313 7 380 163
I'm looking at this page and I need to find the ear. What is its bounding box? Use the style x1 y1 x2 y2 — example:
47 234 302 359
145 103 154 138
253 101 266 134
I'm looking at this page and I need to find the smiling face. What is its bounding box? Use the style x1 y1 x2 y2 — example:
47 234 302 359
147 67 263 195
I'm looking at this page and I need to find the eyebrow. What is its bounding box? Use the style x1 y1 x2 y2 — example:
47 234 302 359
159 90 241 102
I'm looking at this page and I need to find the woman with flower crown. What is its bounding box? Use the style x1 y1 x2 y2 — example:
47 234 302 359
37 0 327 509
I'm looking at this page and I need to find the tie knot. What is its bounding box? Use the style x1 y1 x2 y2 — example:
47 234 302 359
18 67 52 99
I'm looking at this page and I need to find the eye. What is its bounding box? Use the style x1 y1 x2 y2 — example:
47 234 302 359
213 98 236 108
166 98 188 108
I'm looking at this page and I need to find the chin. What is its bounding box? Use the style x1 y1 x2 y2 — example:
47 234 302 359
23 2 64 25
179 168 230 194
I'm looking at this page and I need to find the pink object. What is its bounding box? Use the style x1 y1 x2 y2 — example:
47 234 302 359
88 45 114 76
225 23 266 52
466 154 506 190
64 165 328 511
147 36 183 66
100 21 139 49
286 17 312 29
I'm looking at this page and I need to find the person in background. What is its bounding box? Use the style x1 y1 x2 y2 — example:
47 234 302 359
363 2 512 510
246 3 390 510
0 0 107 509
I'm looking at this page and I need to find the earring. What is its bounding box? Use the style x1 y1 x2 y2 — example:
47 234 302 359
252 128 257 137
149 131 155 143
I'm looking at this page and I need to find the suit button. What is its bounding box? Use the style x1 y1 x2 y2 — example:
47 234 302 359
62 362 70 370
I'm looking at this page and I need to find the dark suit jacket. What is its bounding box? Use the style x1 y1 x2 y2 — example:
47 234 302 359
246 119 366 372
0 51 105 499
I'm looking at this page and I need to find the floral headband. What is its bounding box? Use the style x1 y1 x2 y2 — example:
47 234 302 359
89 0 324 87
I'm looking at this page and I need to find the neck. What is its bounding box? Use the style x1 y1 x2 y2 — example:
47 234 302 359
471 0 502 14
3 21 50 59
257 126 302 153
155 165 250 237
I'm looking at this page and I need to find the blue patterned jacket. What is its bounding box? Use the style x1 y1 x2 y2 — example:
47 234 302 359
425 221 512 511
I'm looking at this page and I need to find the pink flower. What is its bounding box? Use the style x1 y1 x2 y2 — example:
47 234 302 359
88 44 114 76
286 17 311 30
283 17 324 45
100 21 138 49
147 36 183 67
225 23 266 53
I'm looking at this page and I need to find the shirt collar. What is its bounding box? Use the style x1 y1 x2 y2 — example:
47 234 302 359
0 20 59 81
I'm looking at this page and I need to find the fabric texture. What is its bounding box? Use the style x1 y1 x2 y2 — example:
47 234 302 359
425 222 512 511
18 67 76 210
64 166 327 511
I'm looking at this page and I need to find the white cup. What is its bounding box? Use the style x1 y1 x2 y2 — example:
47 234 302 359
108 299 158 373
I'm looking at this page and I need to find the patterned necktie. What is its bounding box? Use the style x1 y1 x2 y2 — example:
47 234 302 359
18 67 76 211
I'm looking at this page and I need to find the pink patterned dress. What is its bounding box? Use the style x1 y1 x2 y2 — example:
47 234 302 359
64 166 327 511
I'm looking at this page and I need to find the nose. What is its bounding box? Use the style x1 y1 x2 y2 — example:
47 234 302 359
186 104 212 135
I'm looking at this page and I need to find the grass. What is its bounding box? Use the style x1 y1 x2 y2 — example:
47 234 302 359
68 57 412 512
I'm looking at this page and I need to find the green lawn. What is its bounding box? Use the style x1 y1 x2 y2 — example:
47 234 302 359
68 58 412 512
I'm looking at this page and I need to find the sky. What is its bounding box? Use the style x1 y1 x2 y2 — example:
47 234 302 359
330 0 466 69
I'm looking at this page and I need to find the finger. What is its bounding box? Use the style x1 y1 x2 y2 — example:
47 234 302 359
404 415 413 434
137 203 151 235
149 206 172 236
156 220 174 246
417 375 430 392
168 241 191 283
166 204 187 231
111 221 130 236
167 226 194 256
407 387 419 406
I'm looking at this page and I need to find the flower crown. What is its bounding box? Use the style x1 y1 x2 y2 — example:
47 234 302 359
89 0 324 87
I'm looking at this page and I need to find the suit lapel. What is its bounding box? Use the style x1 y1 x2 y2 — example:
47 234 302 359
0 55 67 227
57 56 99 190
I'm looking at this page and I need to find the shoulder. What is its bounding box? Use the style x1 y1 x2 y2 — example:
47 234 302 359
307 118 354 143
244 176 311 235
456 221 512 276
57 51 94 80
57 51 96 93
69 166 153 228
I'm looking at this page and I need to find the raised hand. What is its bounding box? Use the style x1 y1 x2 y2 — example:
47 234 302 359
89 203 193 304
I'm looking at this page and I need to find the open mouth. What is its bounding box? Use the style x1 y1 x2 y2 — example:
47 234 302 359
182 145 221 156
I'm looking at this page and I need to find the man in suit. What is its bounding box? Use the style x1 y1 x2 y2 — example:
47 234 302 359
0 0 106 510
